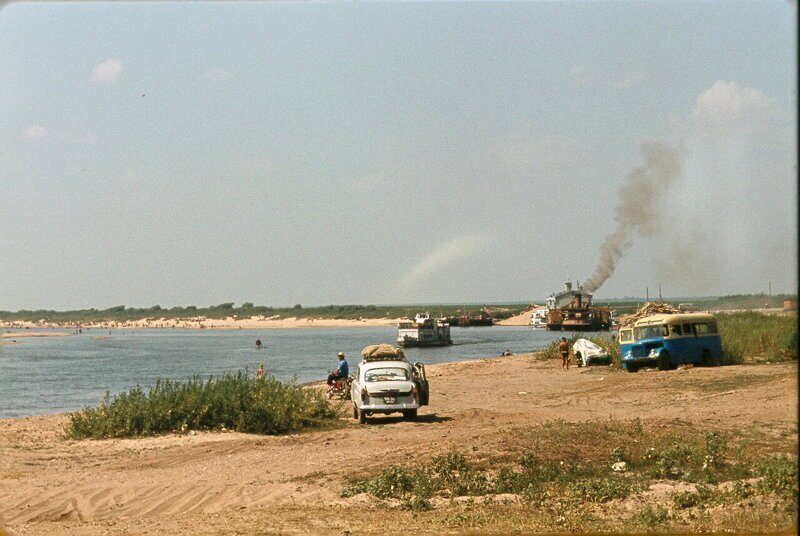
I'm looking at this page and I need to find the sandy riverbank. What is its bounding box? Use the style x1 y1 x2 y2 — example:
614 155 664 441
0 317 406 331
0 332 72 344
0 352 796 535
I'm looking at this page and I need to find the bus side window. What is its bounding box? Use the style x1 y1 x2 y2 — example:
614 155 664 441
696 323 710 335
670 324 682 336
683 323 693 336
708 323 718 334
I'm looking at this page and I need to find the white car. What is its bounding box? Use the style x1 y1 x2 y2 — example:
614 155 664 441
351 359 429 424
572 338 611 367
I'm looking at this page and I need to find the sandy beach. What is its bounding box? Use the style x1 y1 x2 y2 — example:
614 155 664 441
1 332 71 338
1 312 538 331
0 353 795 535
0 317 406 331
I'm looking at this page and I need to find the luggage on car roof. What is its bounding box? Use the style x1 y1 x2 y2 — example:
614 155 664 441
361 344 405 362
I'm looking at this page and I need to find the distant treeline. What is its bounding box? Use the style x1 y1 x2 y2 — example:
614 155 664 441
0 302 527 323
1 294 794 324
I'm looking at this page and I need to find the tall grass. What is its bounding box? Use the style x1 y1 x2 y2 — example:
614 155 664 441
717 312 797 364
67 373 337 439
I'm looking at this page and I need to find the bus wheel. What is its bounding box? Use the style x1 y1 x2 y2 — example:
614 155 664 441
711 352 722 367
625 363 638 373
658 352 671 371
701 350 712 367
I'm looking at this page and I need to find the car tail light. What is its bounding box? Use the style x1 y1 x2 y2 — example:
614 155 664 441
360 387 368 402
411 385 418 400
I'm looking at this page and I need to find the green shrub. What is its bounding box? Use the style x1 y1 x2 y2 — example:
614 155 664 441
634 504 669 527
756 455 798 499
67 373 337 438
567 477 633 503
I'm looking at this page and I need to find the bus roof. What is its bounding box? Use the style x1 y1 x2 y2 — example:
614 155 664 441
633 313 717 326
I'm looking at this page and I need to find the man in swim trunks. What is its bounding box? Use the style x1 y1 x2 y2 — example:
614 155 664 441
558 337 570 370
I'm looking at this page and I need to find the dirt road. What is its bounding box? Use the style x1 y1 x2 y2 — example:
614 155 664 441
1 354 796 535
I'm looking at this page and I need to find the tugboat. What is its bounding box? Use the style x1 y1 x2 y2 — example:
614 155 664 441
397 313 452 347
545 282 611 331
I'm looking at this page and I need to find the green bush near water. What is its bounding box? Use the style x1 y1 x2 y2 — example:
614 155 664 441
67 373 337 439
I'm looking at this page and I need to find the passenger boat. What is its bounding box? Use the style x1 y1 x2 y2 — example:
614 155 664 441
397 313 452 347
529 308 548 329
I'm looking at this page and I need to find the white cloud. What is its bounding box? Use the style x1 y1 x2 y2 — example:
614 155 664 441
692 80 774 125
90 58 124 83
22 125 48 141
407 234 489 282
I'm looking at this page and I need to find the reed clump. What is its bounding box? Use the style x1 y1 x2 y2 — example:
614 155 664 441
717 312 797 364
67 373 336 439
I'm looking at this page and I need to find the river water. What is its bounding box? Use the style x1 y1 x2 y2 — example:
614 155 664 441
0 326 575 418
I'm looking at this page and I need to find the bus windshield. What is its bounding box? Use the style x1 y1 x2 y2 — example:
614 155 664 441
634 324 668 340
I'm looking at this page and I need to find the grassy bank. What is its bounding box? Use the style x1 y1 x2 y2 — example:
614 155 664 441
67 373 337 439
539 311 796 367
342 419 797 532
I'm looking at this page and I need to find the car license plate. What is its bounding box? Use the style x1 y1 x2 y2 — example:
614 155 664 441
383 396 396 404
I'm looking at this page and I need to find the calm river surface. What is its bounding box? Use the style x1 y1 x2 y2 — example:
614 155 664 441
0 326 577 418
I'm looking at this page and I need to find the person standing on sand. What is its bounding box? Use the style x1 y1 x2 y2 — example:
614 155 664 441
558 337 570 370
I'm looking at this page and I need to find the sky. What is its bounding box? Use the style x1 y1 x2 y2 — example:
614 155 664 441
0 1 796 310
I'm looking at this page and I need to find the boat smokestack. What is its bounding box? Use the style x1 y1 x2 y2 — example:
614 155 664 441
565 282 573 292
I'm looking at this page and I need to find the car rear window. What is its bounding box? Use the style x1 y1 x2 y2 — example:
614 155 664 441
364 368 409 382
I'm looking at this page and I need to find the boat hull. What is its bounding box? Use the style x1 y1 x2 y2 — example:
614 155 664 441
547 322 610 332
397 339 452 347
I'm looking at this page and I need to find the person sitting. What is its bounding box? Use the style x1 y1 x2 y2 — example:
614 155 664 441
327 352 349 385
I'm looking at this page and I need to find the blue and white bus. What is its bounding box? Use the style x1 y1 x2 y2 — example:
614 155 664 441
618 313 723 372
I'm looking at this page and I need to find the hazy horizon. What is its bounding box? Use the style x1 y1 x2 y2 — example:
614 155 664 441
2 291 796 314
2 1 796 311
